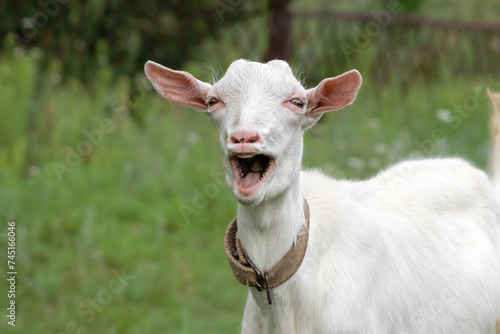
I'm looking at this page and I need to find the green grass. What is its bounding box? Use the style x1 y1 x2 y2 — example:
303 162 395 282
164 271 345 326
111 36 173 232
0 43 498 333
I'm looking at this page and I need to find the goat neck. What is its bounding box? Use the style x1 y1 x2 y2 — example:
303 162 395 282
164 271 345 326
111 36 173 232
236 169 306 272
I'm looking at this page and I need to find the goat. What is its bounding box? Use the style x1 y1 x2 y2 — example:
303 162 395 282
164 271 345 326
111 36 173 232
145 59 500 333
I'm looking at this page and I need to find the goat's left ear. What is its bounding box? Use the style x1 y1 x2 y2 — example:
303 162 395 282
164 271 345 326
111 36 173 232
306 70 362 115
144 61 212 111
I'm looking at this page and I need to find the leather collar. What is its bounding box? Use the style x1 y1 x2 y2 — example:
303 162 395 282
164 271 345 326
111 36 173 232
224 199 310 305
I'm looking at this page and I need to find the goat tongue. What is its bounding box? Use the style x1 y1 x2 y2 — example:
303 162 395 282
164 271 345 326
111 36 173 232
240 171 261 188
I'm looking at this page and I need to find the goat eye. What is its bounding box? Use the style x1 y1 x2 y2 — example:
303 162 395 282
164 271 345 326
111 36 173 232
290 98 305 108
207 97 220 107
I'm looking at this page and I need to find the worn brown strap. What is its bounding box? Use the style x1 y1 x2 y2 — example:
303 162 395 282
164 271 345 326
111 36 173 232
224 199 310 299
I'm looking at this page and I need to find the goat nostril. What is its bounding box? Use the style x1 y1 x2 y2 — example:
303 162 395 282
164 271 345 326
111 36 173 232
249 135 260 143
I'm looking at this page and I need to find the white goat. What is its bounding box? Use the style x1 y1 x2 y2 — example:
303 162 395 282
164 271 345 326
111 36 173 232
145 59 500 333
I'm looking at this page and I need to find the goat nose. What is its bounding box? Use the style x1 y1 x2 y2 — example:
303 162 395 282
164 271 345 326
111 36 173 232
229 130 262 144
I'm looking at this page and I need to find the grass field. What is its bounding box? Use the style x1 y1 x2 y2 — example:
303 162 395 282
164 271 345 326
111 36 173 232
0 32 499 333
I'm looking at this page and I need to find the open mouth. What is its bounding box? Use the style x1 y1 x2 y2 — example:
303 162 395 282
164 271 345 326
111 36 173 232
229 154 276 192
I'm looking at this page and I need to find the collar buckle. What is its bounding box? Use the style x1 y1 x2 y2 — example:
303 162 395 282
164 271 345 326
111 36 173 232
244 254 272 304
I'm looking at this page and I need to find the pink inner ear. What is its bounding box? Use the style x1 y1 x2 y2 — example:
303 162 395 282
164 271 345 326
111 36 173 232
145 61 210 110
307 70 362 114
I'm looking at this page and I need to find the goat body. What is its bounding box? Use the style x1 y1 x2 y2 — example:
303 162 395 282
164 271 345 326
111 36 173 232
145 59 500 333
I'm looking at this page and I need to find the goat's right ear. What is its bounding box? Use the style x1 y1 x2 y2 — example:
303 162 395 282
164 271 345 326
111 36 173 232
144 61 212 110
306 70 362 115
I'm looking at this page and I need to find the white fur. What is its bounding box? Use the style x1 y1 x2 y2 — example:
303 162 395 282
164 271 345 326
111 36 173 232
240 161 500 333
145 59 500 333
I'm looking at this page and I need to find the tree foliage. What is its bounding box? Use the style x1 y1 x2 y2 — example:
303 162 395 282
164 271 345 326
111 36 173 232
1 0 266 81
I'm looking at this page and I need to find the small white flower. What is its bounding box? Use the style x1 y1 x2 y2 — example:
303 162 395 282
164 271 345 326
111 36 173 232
374 143 388 154
28 165 41 177
436 109 453 123
368 118 380 129
347 157 365 170
186 132 199 144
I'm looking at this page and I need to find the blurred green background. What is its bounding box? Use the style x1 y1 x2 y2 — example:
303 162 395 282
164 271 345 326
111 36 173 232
1 0 500 333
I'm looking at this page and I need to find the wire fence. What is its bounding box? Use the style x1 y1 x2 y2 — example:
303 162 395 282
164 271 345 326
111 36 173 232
216 10 500 86
289 11 500 85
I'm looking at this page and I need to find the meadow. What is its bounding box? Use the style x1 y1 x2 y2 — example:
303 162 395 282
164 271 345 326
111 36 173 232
0 28 499 333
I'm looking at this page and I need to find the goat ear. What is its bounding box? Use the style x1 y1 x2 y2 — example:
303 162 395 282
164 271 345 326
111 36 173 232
306 70 362 115
144 61 212 110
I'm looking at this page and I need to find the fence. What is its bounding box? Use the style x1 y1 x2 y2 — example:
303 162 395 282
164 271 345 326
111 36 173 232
291 10 500 84
217 10 500 86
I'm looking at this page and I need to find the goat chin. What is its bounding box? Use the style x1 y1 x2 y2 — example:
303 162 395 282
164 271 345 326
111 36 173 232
145 58 500 333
